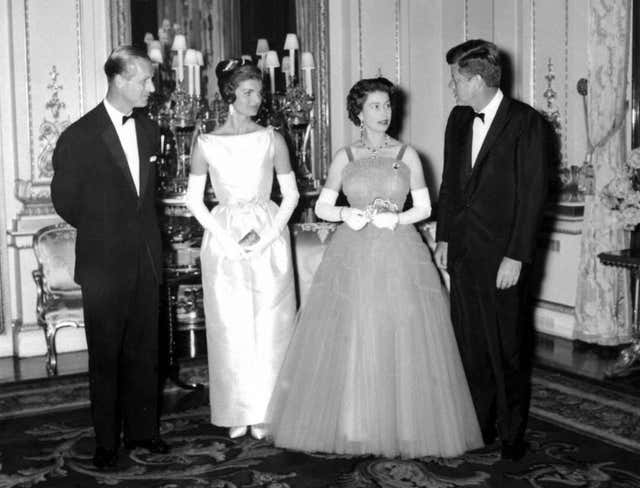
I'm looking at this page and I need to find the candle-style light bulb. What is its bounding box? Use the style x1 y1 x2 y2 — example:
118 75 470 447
265 50 280 94
301 51 315 96
256 38 269 75
283 33 299 81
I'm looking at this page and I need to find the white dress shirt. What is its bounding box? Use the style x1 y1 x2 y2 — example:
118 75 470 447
471 89 503 167
103 99 140 195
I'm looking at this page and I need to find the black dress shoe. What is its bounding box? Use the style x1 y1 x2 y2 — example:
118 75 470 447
123 438 169 454
93 447 118 469
500 440 527 461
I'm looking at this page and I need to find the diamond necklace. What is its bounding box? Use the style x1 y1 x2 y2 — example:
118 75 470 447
363 134 390 159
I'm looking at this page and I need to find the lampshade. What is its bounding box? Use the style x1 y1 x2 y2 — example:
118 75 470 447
283 33 299 50
171 34 187 51
256 38 270 55
184 49 198 66
148 41 163 63
265 50 280 68
195 50 204 66
301 52 315 69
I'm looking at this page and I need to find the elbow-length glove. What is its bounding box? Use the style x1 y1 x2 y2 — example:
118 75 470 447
314 188 368 230
244 171 300 254
370 187 432 230
184 173 246 260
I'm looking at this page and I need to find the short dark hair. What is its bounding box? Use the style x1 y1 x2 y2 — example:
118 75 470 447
446 39 501 88
104 45 150 81
346 77 396 126
215 58 262 104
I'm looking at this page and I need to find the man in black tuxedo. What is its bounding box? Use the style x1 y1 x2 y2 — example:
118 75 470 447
435 39 550 461
51 45 168 468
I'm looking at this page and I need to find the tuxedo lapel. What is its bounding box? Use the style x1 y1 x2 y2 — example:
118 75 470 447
470 97 511 177
100 122 139 198
461 113 474 184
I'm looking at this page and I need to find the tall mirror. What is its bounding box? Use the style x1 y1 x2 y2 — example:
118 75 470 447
111 0 331 192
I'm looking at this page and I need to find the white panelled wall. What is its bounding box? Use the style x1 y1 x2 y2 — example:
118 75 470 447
0 0 593 360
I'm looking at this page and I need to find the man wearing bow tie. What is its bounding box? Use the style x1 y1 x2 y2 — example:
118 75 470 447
51 45 167 468
435 39 551 461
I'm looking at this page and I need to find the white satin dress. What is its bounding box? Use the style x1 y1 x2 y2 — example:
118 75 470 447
197 128 296 427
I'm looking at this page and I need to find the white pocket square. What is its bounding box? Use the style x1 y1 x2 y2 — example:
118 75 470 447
149 155 158 163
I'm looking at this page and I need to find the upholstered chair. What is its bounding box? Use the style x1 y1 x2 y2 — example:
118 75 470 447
32 223 84 375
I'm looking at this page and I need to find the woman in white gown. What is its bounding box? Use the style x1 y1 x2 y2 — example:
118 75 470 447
185 59 299 440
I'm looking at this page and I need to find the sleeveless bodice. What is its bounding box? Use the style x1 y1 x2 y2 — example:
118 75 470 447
196 128 275 206
342 150 411 211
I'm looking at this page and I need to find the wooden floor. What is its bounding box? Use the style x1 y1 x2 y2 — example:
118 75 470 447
1 332 639 397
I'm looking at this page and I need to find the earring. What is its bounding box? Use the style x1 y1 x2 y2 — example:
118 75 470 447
229 104 235 115
359 119 365 145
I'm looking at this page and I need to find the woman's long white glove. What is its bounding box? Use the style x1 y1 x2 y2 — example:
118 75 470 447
370 187 431 230
244 171 300 255
315 188 368 230
185 174 246 260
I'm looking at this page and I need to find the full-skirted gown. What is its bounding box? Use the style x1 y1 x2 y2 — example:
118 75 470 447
198 128 296 427
266 146 483 458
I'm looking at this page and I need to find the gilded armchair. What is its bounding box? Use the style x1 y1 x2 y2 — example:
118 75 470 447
32 223 84 375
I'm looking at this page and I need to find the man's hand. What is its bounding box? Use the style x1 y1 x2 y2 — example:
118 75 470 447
434 241 448 269
496 257 522 289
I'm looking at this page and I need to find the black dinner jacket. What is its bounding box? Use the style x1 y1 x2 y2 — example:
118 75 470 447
51 102 162 287
436 96 550 267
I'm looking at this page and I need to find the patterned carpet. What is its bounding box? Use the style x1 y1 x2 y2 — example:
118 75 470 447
0 364 639 487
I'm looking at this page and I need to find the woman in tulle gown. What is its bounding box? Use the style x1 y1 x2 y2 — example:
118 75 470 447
185 59 299 441
267 77 483 458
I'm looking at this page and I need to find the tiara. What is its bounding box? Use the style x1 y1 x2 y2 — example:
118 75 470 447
222 57 252 72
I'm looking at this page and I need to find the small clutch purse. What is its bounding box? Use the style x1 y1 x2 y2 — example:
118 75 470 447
238 229 261 247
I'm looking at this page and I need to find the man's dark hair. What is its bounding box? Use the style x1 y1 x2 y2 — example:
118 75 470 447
446 39 501 88
215 58 262 104
104 45 151 82
346 77 396 127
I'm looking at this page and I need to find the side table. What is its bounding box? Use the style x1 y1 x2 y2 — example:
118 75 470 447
164 265 205 390
597 249 640 378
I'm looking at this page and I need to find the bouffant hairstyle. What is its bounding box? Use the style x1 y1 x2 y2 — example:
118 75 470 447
104 45 150 82
346 77 396 127
445 39 501 88
215 58 262 104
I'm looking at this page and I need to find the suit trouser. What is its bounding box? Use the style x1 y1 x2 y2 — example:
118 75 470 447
449 257 533 444
81 250 160 450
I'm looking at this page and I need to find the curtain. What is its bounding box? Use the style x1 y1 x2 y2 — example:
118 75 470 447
574 0 633 345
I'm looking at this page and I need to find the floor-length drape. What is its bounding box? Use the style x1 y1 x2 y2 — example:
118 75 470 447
574 0 633 345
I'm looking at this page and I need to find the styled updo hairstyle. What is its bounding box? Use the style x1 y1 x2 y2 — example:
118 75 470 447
346 77 396 127
215 58 262 104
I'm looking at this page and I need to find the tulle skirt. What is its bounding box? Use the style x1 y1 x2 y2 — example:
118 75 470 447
266 223 483 458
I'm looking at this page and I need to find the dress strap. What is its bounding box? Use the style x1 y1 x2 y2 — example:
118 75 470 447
345 146 355 162
396 144 408 161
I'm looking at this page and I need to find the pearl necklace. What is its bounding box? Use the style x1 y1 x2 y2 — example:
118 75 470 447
363 134 390 159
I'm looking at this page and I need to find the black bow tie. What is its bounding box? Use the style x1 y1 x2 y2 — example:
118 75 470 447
473 111 485 123
122 113 136 125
